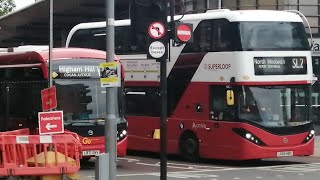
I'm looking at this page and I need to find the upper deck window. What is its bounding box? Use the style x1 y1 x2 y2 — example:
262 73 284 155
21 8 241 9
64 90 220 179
182 19 309 53
182 19 241 53
239 22 310 51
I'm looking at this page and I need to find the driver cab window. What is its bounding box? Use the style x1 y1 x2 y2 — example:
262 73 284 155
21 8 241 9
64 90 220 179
210 86 234 120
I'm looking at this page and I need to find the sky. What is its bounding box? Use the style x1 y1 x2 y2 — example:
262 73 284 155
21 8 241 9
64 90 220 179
14 0 35 10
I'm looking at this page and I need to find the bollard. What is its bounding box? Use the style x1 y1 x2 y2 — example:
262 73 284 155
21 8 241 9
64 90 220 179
95 153 109 180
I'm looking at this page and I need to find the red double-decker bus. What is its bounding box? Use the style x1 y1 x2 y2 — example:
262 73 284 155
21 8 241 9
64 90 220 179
66 9 315 161
0 48 127 162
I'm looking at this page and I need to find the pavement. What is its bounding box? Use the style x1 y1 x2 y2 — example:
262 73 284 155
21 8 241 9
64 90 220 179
314 136 320 157
78 136 320 180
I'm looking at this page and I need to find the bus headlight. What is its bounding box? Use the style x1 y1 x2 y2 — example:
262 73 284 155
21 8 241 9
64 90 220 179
245 133 252 139
117 129 127 141
303 130 315 143
311 130 315 135
122 130 127 136
233 128 266 146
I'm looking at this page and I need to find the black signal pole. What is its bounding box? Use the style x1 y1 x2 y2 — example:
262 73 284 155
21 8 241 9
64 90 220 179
159 0 172 179
159 14 167 180
160 48 167 180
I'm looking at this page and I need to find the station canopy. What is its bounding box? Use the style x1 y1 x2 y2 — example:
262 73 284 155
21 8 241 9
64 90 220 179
0 0 129 48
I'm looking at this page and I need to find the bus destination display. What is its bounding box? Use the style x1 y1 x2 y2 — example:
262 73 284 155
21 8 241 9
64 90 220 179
254 57 307 75
53 64 100 79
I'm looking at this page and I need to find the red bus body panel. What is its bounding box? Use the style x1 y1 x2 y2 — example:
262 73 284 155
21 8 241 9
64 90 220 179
79 136 128 157
127 82 314 160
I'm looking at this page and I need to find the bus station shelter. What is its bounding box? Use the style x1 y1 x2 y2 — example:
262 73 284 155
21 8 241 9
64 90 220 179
0 0 129 48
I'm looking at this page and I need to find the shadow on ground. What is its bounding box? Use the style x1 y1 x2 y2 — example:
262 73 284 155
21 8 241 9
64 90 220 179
126 150 307 168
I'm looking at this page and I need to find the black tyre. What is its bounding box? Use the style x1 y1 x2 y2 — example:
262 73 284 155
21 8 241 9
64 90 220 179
179 133 199 162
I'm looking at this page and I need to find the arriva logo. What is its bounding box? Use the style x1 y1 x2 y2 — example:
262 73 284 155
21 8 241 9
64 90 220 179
192 122 206 129
82 138 92 145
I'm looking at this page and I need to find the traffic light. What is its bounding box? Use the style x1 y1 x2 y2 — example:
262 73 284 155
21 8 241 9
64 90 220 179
130 0 167 52
78 85 92 114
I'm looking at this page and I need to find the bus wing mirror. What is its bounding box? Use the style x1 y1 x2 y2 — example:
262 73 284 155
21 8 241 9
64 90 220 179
226 90 234 106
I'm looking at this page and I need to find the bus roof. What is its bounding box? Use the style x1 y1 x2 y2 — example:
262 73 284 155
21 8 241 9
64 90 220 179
0 47 119 65
0 47 120 79
66 9 303 46
68 9 302 31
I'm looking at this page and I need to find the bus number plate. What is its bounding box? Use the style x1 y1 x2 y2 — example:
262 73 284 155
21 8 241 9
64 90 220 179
277 151 293 157
82 150 100 156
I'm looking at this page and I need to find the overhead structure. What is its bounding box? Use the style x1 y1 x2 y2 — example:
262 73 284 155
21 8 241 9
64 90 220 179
0 0 129 48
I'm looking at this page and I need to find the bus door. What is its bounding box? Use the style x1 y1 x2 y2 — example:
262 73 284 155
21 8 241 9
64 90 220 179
125 87 161 151
208 86 236 154
0 81 47 131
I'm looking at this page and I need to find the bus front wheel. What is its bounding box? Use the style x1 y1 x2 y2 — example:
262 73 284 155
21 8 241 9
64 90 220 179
179 132 199 162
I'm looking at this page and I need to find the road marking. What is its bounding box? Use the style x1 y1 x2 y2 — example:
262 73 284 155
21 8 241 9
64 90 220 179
136 162 214 170
88 162 320 180
117 157 140 163
256 163 320 172
167 162 225 169
114 161 320 177
153 173 220 179
116 162 320 177
117 169 225 177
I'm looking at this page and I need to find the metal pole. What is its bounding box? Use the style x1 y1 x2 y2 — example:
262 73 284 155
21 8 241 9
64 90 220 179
218 0 222 9
49 0 53 87
170 0 175 34
105 0 117 179
160 56 167 180
160 1 169 180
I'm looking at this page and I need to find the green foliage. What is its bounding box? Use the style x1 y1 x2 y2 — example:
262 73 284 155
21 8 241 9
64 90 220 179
0 0 16 17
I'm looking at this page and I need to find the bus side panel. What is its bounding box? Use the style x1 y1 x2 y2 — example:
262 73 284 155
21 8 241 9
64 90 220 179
199 122 314 160
127 116 160 152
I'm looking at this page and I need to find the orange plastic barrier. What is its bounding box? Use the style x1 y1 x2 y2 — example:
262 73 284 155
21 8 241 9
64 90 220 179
33 128 83 159
0 134 81 177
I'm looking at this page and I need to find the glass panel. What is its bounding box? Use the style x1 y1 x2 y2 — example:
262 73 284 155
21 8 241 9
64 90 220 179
258 5 277 10
312 56 320 76
185 0 194 13
210 86 235 120
208 0 219 9
194 0 206 10
240 0 256 8
312 84 320 126
299 0 317 5
222 0 237 9
306 17 319 29
259 0 276 6
238 86 310 127
55 79 124 124
125 87 160 116
239 22 310 51
310 28 319 34
258 0 277 9
299 6 318 16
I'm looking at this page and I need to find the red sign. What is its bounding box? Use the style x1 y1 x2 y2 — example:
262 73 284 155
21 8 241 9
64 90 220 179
176 24 192 42
38 111 64 135
41 86 57 111
148 22 165 39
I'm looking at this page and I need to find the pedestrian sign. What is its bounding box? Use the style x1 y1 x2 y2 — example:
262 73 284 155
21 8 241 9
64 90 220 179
99 62 121 87
38 111 64 135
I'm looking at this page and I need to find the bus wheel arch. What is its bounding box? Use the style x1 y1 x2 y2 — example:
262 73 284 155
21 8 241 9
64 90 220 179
179 130 199 162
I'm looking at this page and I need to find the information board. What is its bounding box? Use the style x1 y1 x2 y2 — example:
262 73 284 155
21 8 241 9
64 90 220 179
254 57 307 75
